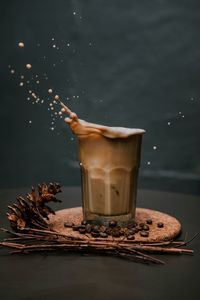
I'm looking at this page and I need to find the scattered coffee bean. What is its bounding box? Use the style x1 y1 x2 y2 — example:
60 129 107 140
139 222 145 227
109 220 117 227
100 226 106 233
127 234 135 240
105 227 112 235
85 224 92 233
72 225 80 231
146 218 153 225
92 225 100 233
142 224 149 231
127 221 137 228
79 228 86 234
140 230 149 237
64 222 74 228
100 232 108 238
137 225 143 231
157 222 164 228
128 229 136 235
112 230 121 237
91 232 100 238
79 225 86 230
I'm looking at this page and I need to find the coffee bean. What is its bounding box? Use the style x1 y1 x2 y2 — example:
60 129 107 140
100 232 108 238
79 225 86 230
146 218 153 225
92 225 100 233
127 220 137 228
100 226 106 233
140 230 149 237
127 234 135 240
128 229 136 235
72 225 80 231
85 224 92 233
137 225 143 231
112 230 121 237
79 228 86 234
139 222 145 227
142 225 149 231
105 227 112 235
91 232 100 238
109 220 117 227
134 227 140 233
157 222 164 228
64 222 74 228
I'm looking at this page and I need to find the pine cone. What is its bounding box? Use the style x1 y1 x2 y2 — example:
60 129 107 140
7 182 62 231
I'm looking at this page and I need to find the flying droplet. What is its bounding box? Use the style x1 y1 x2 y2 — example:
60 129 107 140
19 82 24 87
153 146 157 150
147 161 151 165
48 89 53 94
29 120 32 124
10 69 15 74
18 42 24 48
167 122 171 126
26 64 32 69
54 95 59 100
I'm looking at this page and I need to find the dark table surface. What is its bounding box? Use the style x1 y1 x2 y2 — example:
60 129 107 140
0 187 199 300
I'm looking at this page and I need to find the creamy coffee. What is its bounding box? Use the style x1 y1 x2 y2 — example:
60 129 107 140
59 100 145 224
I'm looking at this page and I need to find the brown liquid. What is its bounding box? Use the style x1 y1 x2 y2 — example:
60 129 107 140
65 113 145 222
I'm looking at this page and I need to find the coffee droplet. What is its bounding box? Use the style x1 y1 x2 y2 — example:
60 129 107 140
54 95 59 100
18 42 24 48
26 64 32 69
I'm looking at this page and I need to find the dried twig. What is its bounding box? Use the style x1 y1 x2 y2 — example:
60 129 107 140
0 183 197 265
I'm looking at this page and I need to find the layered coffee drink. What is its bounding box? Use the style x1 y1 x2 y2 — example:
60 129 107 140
64 110 145 225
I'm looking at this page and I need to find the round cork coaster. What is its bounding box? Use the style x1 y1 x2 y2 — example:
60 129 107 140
48 207 181 242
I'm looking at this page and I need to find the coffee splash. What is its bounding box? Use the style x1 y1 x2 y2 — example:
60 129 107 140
57 99 145 139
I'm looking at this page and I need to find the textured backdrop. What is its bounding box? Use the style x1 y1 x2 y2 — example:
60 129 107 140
0 0 200 194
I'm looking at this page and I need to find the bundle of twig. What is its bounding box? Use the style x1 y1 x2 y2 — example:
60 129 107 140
6 182 62 231
0 227 197 265
0 183 197 265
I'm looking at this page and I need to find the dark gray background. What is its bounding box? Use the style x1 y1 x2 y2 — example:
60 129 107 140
0 0 200 194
